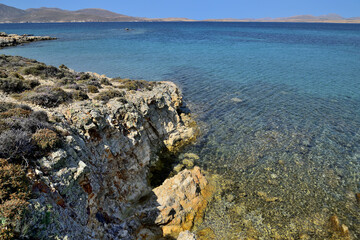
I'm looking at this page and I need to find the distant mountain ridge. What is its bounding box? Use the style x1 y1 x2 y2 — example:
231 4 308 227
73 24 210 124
0 4 146 23
0 3 359 23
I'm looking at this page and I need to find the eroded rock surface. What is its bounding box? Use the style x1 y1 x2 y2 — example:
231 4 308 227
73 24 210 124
139 167 213 238
17 81 198 239
0 55 209 239
0 32 56 49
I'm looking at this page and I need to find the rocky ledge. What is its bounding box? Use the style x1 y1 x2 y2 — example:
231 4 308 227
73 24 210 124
0 55 212 239
0 32 56 49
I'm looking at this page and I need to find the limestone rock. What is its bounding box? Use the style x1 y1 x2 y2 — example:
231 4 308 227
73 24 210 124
16 80 198 239
177 230 197 240
152 167 213 238
0 32 56 49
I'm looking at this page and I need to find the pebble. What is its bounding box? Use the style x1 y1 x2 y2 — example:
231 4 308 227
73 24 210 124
270 173 278 179
182 158 194 168
231 97 243 103
340 224 349 236
173 164 185 173
299 233 311 240
183 153 200 160
329 215 340 231
226 194 234 202
356 193 360 203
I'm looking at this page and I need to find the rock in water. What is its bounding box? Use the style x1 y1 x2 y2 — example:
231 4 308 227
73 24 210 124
151 167 213 238
177 230 197 240
0 32 56 49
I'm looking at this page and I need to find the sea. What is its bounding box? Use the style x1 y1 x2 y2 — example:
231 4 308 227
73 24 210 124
1 22 359 239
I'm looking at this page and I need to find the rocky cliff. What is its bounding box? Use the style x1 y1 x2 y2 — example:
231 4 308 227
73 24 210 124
0 55 212 239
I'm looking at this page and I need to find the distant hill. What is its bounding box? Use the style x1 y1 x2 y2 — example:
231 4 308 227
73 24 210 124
0 4 144 23
0 3 359 23
0 3 26 19
204 14 360 23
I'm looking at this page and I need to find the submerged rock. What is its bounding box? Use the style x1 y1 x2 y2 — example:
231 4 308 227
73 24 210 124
177 230 197 240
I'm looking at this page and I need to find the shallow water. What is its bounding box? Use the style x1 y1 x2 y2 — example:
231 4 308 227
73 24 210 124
1 22 360 239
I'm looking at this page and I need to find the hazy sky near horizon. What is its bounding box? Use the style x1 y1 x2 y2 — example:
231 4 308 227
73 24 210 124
1 0 359 19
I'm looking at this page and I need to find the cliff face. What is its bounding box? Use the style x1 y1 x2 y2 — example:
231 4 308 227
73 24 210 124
0 55 210 239
20 82 200 239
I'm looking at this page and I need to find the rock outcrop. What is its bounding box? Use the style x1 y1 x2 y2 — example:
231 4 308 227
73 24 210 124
0 55 209 239
0 32 56 49
19 82 198 239
152 167 213 237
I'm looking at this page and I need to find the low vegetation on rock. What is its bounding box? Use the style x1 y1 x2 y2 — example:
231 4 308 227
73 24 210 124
93 89 124 102
0 158 30 239
0 75 40 94
17 85 72 108
0 102 60 239
32 128 60 151
112 77 158 91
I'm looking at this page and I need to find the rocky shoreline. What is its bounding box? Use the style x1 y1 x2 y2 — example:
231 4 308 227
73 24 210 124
0 32 56 49
0 54 213 239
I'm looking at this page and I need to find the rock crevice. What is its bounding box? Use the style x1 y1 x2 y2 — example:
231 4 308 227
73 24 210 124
19 80 205 239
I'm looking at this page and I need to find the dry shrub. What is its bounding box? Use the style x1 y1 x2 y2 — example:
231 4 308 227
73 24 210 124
0 130 34 161
0 108 32 119
72 90 89 101
9 72 24 80
0 78 40 94
20 85 72 108
32 129 60 150
87 85 99 93
94 90 124 102
0 158 30 239
114 78 157 91
23 64 65 79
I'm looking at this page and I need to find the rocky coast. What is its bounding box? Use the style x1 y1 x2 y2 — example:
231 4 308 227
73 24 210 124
0 54 213 239
0 32 56 49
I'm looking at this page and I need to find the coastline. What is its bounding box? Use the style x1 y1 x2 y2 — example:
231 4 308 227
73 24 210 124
1 24 359 239
0 47 212 239
1 20 360 24
0 32 56 49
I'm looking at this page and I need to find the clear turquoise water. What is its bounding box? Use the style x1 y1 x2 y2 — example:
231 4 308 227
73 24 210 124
1 22 360 239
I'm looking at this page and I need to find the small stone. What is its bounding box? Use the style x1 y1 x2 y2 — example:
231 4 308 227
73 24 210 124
177 230 196 240
270 173 278 179
231 97 243 103
174 164 185 173
196 227 215 239
329 215 340 231
35 169 43 177
226 194 234 202
265 196 280 202
299 233 310 240
183 153 200 160
340 224 349 236
356 193 360 203
257 191 267 198
182 158 194 168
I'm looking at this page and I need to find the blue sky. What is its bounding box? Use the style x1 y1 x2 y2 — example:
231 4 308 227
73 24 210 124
1 0 359 19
